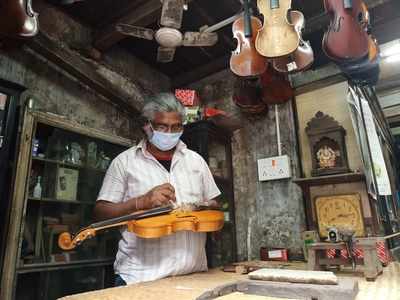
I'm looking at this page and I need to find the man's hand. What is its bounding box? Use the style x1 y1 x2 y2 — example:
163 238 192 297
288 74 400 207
144 183 176 209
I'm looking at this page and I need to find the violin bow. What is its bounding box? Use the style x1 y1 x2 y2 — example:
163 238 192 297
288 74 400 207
58 205 173 250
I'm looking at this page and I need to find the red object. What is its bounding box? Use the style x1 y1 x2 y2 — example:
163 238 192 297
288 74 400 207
204 107 227 118
326 241 391 265
260 247 288 261
175 89 200 106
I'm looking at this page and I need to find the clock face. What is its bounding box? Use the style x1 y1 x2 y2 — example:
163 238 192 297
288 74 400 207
315 194 365 238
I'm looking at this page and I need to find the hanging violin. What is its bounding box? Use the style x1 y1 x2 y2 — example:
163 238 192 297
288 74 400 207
260 68 293 105
272 10 314 73
322 0 369 61
230 0 267 77
255 0 299 58
0 0 39 38
58 205 224 250
232 76 268 114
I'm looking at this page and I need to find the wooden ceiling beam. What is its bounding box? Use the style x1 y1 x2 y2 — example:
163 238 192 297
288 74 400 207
28 32 142 115
94 0 162 51
94 0 195 52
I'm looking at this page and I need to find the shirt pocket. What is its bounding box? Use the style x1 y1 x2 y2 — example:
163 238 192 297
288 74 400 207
177 169 203 204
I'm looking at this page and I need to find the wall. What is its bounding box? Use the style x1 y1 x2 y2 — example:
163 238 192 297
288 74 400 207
190 70 305 260
295 81 363 177
0 0 170 140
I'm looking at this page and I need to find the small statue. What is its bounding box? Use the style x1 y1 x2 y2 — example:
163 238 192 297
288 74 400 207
317 145 336 168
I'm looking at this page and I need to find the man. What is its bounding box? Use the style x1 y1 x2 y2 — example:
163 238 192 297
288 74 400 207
94 93 221 286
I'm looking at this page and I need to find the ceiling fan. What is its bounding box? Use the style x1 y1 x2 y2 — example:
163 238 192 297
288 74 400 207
116 0 219 63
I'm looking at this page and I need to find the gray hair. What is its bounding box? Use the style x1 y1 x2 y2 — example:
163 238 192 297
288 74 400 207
142 93 186 122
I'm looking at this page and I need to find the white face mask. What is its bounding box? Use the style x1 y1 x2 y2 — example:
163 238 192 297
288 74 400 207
148 128 183 151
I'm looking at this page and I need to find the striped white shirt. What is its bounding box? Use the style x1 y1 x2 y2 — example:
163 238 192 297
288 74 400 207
97 139 221 284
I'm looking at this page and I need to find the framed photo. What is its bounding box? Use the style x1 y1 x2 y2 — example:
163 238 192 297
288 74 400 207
56 167 79 201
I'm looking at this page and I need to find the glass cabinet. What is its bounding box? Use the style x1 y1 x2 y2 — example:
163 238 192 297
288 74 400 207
1 111 133 300
182 120 237 267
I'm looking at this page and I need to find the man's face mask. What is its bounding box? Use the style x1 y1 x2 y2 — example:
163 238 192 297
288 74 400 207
147 123 183 151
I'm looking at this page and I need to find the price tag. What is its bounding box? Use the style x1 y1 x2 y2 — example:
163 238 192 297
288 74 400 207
286 61 298 72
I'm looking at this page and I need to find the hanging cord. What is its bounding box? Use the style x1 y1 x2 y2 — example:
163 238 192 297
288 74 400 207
275 104 282 156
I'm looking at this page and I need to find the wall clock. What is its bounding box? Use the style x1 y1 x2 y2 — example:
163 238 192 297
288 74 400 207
315 194 365 238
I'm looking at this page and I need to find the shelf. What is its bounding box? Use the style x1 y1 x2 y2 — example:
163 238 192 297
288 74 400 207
32 156 107 173
293 172 365 187
17 258 115 274
28 196 96 205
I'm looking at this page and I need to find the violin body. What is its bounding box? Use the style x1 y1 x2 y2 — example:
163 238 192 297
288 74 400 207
232 76 268 114
255 0 299 58
58 207 224 250
127 210 224 239
0 0 39 38
260 68 293 105
230 16 267 77
273 11 314 73
322 0 369 61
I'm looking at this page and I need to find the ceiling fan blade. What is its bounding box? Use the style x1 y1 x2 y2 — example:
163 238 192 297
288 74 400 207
160 0 184 29
182 32 218 47
115 24 154 40
157 47 176 63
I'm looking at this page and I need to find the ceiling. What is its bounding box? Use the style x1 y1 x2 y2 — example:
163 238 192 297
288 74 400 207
57 0 400 86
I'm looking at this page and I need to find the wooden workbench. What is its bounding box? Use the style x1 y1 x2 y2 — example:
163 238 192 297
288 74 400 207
59 269 247 300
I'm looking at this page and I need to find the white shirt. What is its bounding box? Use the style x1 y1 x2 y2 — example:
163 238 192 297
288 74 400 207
97 139 221 284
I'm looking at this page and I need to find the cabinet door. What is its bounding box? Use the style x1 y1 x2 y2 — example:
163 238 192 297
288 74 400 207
22 121 128 265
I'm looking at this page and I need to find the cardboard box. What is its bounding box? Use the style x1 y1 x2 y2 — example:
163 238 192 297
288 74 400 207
175 89 200 106
260 247 288 261
56 167 79 201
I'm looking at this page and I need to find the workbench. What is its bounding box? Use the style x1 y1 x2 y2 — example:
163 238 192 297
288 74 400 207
59 269 247 300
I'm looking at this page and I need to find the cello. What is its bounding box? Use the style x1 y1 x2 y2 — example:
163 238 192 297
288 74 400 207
260 68 293 105
0 0 38 38
230 0 267 77
255 0 299 58
272 10 314 73
322 0 369 61
58 205 224 250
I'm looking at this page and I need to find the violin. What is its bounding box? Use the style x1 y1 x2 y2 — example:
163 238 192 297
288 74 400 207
232 76 268 114
260 68 293 105
0 0 38 38
58 206 224 250
322 0 369 61
272 11 314 74
255 0 299 58
230 0 267 77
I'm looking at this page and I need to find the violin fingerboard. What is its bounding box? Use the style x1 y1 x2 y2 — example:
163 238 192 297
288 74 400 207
343 0 353 9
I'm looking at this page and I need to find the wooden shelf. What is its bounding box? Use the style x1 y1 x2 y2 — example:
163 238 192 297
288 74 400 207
293 172 365 187
32 156 107 173
17 258 114 274
28 196 95 205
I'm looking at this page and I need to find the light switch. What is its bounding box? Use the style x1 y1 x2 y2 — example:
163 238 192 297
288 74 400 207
257 155 291 181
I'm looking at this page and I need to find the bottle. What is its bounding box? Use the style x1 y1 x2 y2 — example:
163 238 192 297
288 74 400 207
33 176 42 199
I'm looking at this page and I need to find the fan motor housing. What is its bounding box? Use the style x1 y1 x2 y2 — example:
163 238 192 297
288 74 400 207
155 27 183 48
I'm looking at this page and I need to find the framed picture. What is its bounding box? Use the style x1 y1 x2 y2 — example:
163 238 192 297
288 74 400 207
56 167 79 201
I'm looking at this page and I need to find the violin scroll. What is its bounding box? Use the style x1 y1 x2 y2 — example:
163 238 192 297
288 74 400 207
58 229 97 251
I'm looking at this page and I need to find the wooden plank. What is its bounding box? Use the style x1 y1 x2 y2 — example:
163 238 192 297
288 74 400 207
0 110 35 300
27 32 141 115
